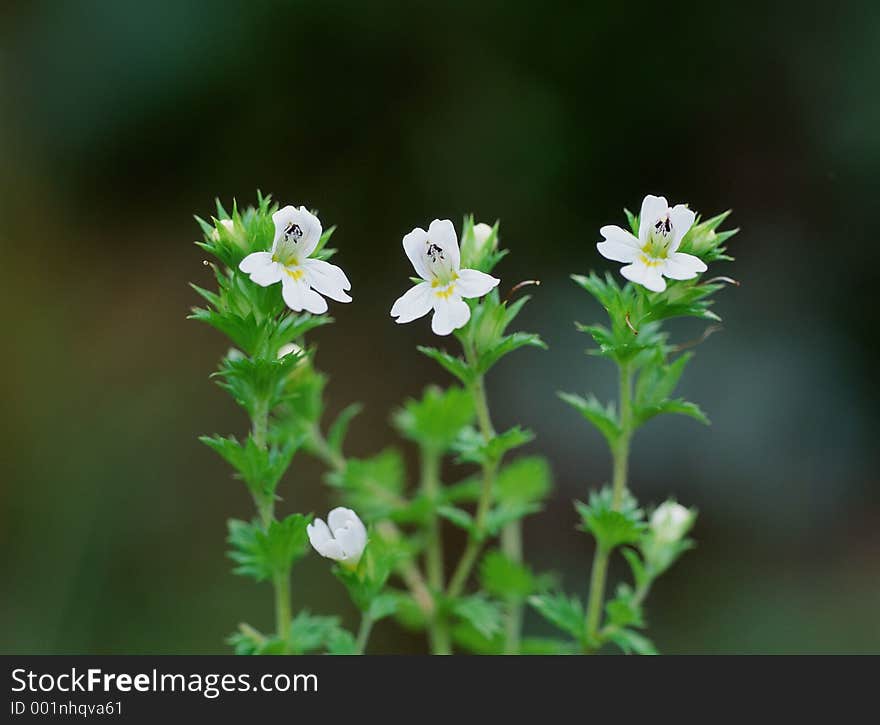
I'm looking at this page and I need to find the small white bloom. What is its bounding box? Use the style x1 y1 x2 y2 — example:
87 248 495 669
238 205 352 314
597 194 706 293
472 222 495 251
307 507 367 569
650 501 693 543
390 219 500 336
210 218 235 241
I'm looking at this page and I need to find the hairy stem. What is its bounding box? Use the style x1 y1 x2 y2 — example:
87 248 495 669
251 397 290 649
447 350 498 600
501 519 523 654
273 570 291 647
356 613 374 655
421 447 450 654
584 361 633 649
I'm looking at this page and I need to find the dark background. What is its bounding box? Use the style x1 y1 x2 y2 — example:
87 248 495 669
2 1 878 653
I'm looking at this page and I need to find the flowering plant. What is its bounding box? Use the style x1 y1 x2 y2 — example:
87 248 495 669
190 192 736 654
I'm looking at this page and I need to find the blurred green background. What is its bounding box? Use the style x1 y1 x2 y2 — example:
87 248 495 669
2 1 878 654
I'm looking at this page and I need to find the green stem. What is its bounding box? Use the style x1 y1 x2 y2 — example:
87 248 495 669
273 570 291 648
251 398 292 650
422 447 450 654
501 519 523 654
584 361 633 650
422 448 444 591
447 350 498 600
356 613 374 655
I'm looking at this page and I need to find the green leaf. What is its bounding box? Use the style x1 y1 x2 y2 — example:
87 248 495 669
327 403 363 456
621 547 649 591
417 346 474 385
477 332 547 374
528 592 586 642
326 449 405 519
484 503 541 536
520 637 580 655
451 621 504 654
288 611 348 655
367 592 399 621
605 584 644 628
454 425 534 465
558 392 621 447
575 488 646 551
452 595 504 638
436 505 475 534
325 628 358 655
480 550 535 600
334 534 400 612
200 434 297 498
608 628 658 655
393 386 475 452
226 514 312 581
495 456 552 507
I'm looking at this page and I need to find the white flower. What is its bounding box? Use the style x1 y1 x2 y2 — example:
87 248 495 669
307 507 367 569
390 219 500 336
597 194 706 292
238 205 352 314
650 501 694 543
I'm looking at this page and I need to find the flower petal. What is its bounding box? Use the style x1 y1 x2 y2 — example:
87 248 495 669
621 260 666 292
271 205 323 259
308 518 345 560
639 195 669 244
668 204 696 252
327 507 361 532
281 275 329 314
390 282 434 323
307 518 331 545
239 251 273 273
427 219 460 272
598 225 641 263
663 252 707 280
456 268 499 298
431 296 470 336
402 227 431 280
240 253 283 286
302 258 352 303
327 508 367 562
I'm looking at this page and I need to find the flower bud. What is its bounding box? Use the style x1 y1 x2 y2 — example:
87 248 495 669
307 507 367 569
460 220 498 268
650 501 694 543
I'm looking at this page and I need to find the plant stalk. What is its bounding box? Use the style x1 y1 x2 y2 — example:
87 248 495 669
584 361 633 649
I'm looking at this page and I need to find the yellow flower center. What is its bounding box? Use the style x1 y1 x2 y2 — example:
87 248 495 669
285 266 304 281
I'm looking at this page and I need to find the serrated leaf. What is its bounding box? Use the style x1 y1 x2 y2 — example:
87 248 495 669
452 595 503 638
226 514 312 581
558 392 621 446
437 505 475 534
326 449 405 519
417 346 473 384
495 456 552 506
367 592 399 621
528 592 586 642
480 550 535 599
575 488 646 551
393 385 475 452
608 628 658 655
